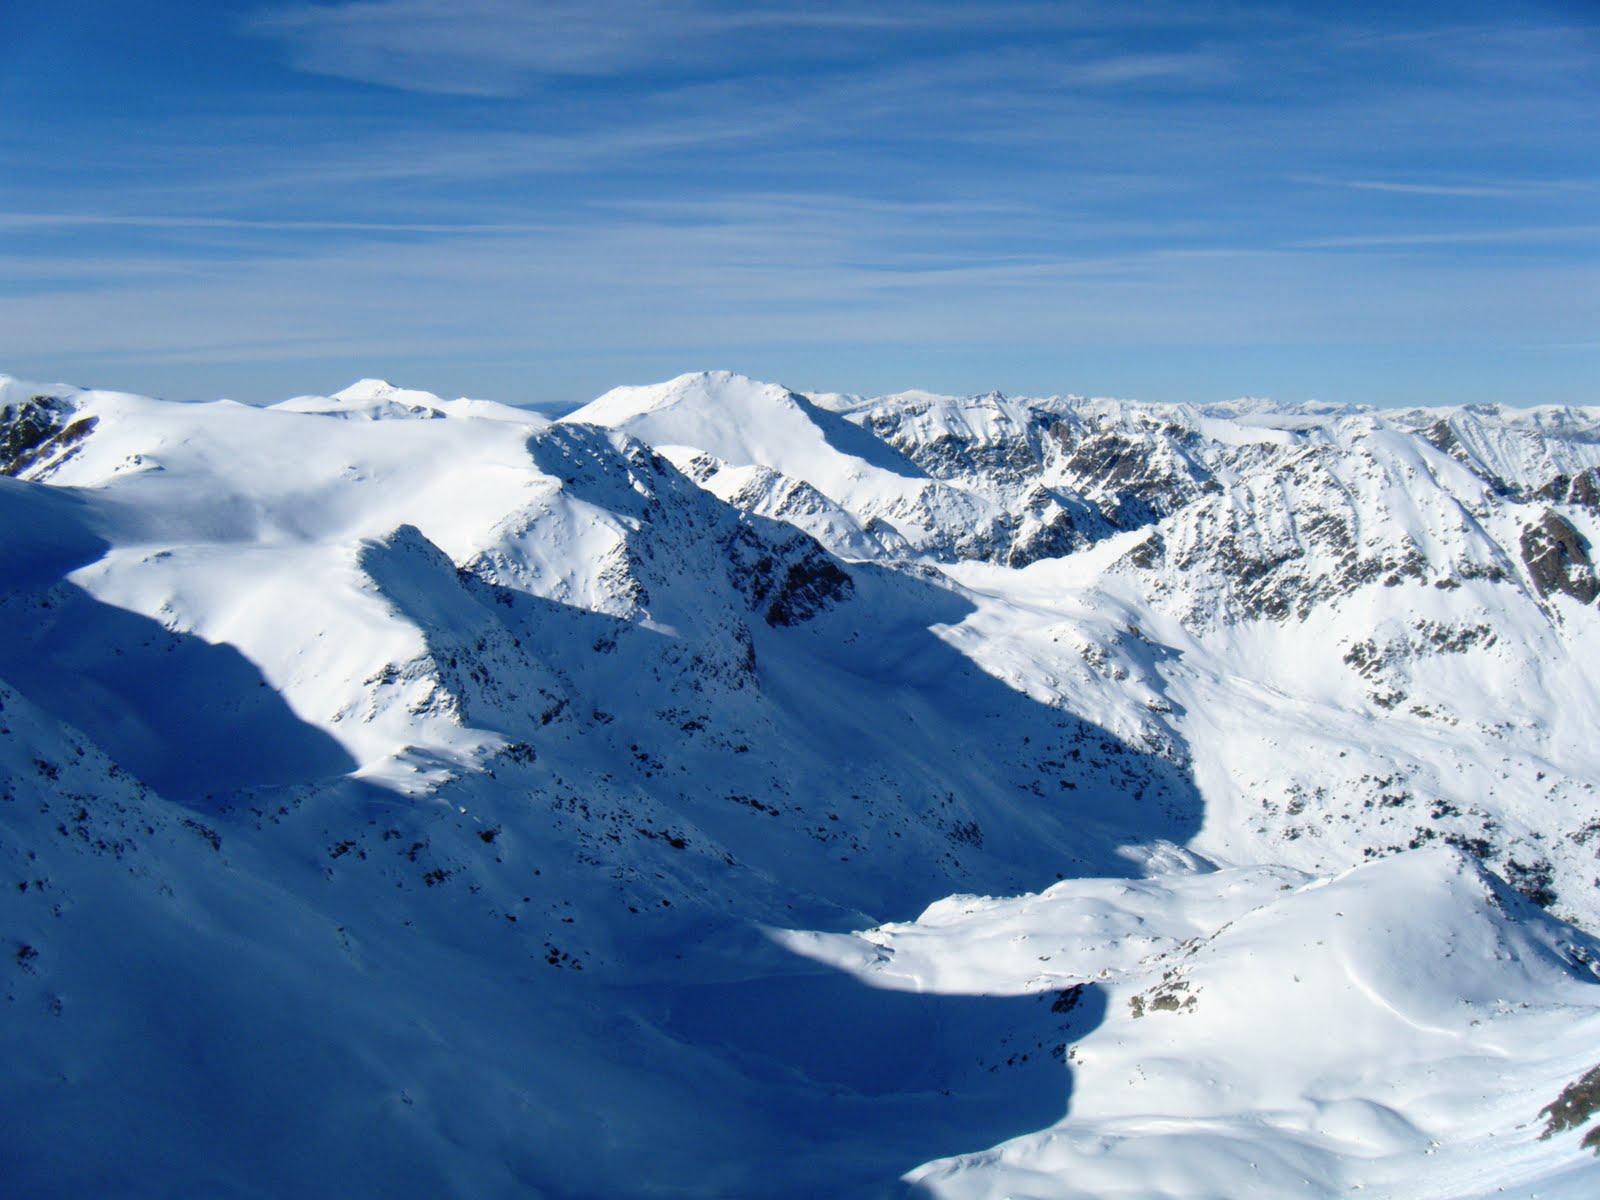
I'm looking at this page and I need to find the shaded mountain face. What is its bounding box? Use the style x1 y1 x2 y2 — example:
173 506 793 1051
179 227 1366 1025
2 370 1599 1199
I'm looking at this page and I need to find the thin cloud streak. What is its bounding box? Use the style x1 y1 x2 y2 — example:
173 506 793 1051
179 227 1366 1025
0 213 561 235
1297 225 1600 249
249 0 1215 94
1308 176 1600 199
6 210 1596 365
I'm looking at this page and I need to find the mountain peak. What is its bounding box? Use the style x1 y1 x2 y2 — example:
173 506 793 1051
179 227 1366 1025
269 379 449 420
336 377 402 399
564 370 799 428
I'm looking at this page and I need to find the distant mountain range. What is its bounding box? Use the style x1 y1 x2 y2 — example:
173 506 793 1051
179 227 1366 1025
3 370 1599 1198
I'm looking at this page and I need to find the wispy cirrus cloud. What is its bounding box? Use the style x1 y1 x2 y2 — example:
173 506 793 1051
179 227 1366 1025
247 0 1223 95
251 0 692 94
1305 175 1600 199
0 212 560 235
1296 224 1600 249
7 193 1595 358
9 1 1598 406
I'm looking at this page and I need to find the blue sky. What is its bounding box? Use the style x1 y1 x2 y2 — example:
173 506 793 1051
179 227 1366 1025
2 1 1596 409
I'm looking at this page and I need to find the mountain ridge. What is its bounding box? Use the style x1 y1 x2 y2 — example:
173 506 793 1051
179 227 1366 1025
3 369 1599 1198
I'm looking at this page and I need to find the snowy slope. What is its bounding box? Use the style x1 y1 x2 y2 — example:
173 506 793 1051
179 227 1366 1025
784 847 1600 1200
3 370 1600 1198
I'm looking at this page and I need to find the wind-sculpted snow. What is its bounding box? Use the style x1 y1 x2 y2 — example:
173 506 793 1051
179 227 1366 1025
2 370 1599 1198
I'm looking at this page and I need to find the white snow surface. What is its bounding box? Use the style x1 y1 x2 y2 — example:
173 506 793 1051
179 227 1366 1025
3 369 1600 1198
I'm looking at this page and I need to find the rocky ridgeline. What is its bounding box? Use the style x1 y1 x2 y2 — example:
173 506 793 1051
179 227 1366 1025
836 391 1600 622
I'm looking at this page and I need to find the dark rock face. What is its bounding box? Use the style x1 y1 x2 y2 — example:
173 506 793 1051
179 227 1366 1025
1503 857 1559 909
726 523 854 627
1005 495 1100 568
872 424 1037 484
1049 425 1211 532
1 395 95 478
1540 1063 1600 1153
845 397 1248 572
1341 621 1499 710
1575 471 1600 511
1521 510 1600 605
859 396 1040 487
1119 470 1432 626
1420 417 1461 457
1536 468 1600 512
763 556 854 627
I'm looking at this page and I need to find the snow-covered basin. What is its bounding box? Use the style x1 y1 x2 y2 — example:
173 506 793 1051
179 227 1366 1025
778 846 1600 1199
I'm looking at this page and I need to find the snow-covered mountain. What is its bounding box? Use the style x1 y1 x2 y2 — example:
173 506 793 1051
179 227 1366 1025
3 369 1599 1198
